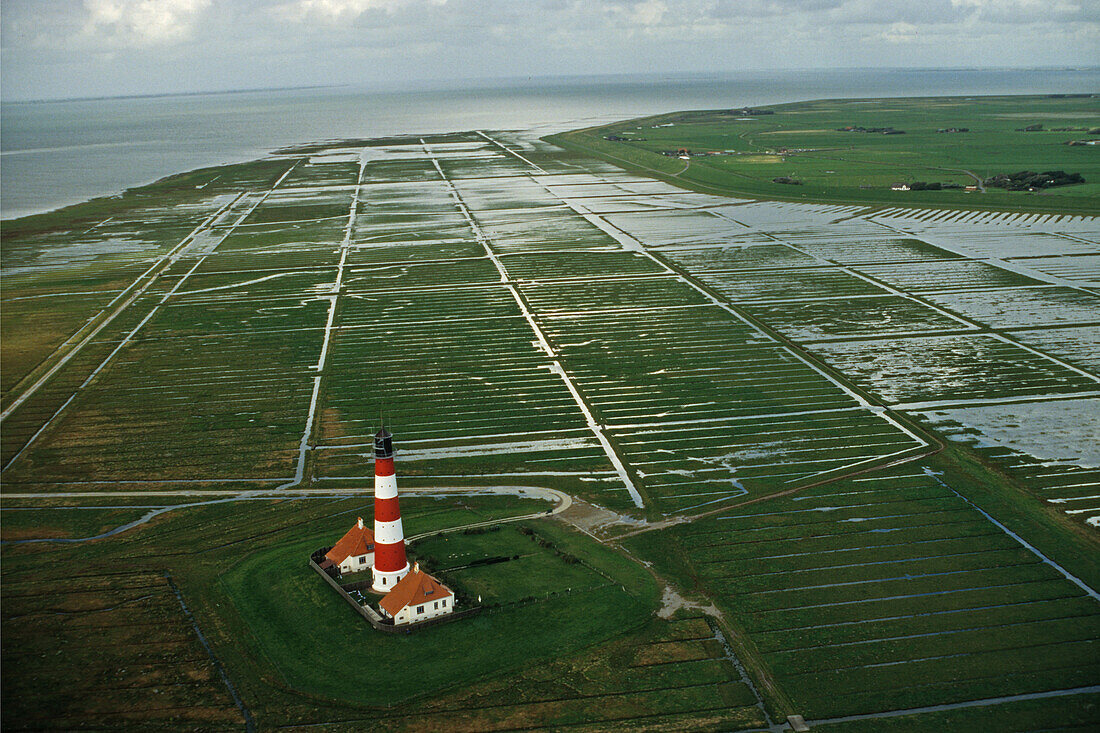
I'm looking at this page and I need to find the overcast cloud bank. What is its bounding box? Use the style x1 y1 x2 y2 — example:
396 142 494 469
2 0 1097 100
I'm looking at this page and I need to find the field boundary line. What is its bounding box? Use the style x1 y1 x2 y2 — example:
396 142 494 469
806 684 1100 726
611 444 939 539
165 573 256 732
891 390 1100 411
1 192 245 419
923 466 1100 602
2 163 299 473
475 131 546 172
0 485 572 545
422 138 647 510
278 148 368 491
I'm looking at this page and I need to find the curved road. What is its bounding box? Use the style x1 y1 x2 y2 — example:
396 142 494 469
0 485 572 545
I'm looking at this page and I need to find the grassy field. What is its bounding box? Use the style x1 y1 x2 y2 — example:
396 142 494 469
2 99 1098 729
547 95 1100 214
1 494 767 731
624 443 1100 724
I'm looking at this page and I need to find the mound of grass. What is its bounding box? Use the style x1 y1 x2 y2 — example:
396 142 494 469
217 521 659 707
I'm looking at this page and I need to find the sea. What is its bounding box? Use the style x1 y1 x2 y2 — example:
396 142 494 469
2 67 1098 220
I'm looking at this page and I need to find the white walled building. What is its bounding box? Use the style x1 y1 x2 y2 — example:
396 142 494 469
378 563 455 625
324 517 375 575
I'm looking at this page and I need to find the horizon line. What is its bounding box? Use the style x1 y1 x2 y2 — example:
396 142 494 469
4 65 1098 105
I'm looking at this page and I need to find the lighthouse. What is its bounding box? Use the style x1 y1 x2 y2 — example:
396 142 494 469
371 427 410 592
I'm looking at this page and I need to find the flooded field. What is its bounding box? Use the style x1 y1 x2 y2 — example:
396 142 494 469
6 128 1096 520
2 124 1098 730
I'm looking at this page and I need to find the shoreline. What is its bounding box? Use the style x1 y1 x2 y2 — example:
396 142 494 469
4 69 1098 220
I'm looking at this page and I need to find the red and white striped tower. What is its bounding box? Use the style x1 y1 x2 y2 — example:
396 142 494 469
371 427 409 592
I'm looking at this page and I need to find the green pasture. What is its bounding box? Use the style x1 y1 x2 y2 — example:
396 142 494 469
549 95 1100 213
219 535 649 706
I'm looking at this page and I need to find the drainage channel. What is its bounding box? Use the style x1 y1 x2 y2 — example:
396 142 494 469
706 616 793 733
165 573 256 732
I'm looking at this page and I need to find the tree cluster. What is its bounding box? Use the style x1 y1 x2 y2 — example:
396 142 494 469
837 126 905 134
983 170 1085 191
908 182 964 191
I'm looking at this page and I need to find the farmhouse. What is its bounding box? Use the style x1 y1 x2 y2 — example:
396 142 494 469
324 517 375 574
378 563 455 625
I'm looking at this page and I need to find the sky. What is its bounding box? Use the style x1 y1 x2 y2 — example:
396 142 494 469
2 0 1098 101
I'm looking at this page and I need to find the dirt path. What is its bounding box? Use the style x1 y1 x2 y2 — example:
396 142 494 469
0 485 573 545
476 130 546 173
279 151 367 491
959 168 986 192
423 139 646 510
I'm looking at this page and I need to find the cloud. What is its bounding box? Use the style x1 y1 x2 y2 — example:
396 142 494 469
880 21 919 43
277 0 444 22
630 0 668 26
949 0 1096 21
2 0 1097 101
707 0 845 18
82 0 211 46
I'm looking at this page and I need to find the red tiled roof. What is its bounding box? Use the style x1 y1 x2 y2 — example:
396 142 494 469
379 566 453 616
325 518 375 565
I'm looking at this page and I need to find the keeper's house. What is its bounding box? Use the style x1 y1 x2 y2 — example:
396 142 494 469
379 563 454 625
324 517 375 575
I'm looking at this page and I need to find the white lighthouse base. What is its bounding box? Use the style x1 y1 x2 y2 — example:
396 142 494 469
372 563 410 593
